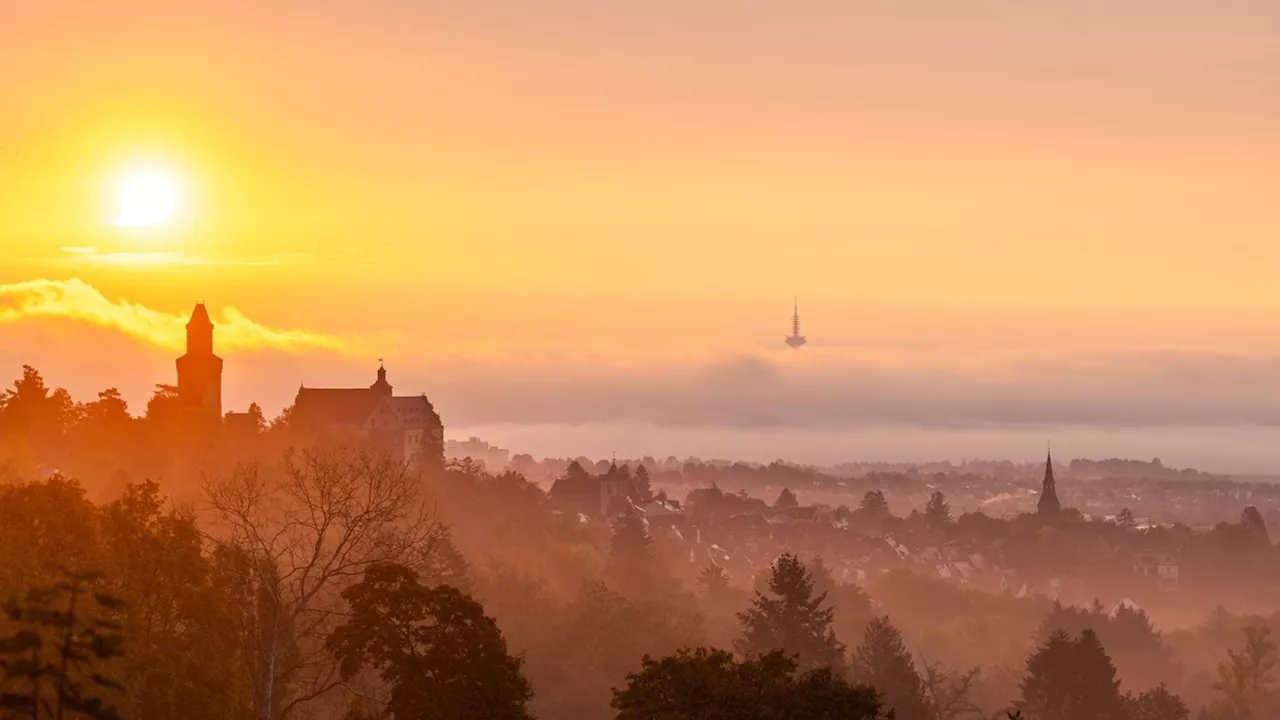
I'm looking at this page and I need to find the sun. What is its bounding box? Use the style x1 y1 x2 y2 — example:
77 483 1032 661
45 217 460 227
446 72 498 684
113 173 177 227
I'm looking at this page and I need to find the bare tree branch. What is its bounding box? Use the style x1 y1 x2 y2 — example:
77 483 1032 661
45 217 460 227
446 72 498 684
202 445 445 720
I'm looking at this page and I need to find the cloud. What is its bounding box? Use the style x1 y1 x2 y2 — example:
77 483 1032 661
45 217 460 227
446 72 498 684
0 278 353 354
418 350 1280 430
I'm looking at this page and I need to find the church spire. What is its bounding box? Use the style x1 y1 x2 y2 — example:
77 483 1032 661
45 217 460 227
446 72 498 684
1038 444 1061 518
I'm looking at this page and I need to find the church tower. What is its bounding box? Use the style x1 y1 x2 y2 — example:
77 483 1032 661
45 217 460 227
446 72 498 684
371 361 393 397
1037 447 1061 518
176 304 223 418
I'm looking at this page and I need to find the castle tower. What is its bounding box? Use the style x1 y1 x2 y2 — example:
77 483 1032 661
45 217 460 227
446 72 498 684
175 303 223 418
1037 447 1061 518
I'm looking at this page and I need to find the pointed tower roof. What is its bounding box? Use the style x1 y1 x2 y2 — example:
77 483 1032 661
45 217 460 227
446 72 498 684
1038 445 1061 518
188 303 213 327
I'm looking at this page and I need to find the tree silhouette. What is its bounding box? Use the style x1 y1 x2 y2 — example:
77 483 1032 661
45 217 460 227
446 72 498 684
775 488 799 509
859 491 889 516
924 491 951 529
143 385 181 426
736 553 845 673
1037 601 1178 694
609 511 657 595
0 569 127 720
1019 628 1124 720
853 616 929 720
1115 507 1136 529
697 562 731 600
920 657 981 720
1240 507 1270 545
1206 625 1278 719
326 563 533 720
420 530 473 595
204 447 444 720
612 647 880 720
633 465 655 504
1123 683 1188 720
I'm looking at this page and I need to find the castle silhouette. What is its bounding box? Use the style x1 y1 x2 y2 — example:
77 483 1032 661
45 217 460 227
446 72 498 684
175 303 443 468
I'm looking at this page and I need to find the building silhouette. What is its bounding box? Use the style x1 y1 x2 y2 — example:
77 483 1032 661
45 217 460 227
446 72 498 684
785 298 807 348
1038 448 1061 517
175 303 223 419
291 363 444 469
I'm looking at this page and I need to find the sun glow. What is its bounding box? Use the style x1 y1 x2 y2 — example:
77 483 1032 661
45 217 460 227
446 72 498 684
113 173 177 227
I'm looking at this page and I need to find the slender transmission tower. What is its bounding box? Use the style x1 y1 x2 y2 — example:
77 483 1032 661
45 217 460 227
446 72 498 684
785 297 807 348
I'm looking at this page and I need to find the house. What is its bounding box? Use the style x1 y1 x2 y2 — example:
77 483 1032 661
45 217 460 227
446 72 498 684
639 499 684 528
290 364 443 468
1134 552 1180 591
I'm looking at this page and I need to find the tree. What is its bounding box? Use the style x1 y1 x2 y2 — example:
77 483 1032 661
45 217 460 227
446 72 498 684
853 616 929 720
859 490 889 516
775 488 799 509
246 403 267 434
144 384 182 425
920 658 981 720
805 558 874 663
609 511 657 595
633 465 655 504
0 366 73 455
1116 507 1136 529
1240 507 1270 546
100 482 254 720
924 491 951 529
1037 601 1178 694
1206 625 1279 719
1123 683 1188 720
326 563 533 720
612 647 881 720
78 389 131 431
737 553 845 673
0 569 127 720
204 447 446 720
418 530 473 595
698 562 731 601
1019 629 1124 720
545 581 704 718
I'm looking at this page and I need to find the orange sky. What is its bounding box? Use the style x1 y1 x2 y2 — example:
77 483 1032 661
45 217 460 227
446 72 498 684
3 1 1280 464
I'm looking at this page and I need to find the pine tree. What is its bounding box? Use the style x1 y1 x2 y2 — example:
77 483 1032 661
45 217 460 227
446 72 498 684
853 616 929 720
421 531 473 595
1020 628 1125 720
610 511 656 594
0 570 127 720
924 491 951 528
698 562 731 600
1073 629 1125 719
775 488 799 509
736 553 845 673
633 465 655 503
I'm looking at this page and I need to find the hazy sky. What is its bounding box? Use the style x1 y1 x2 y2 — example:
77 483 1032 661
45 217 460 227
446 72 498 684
3 1 1279 468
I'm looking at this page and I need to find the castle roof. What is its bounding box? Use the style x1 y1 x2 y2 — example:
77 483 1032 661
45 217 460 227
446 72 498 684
293 387 385 427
